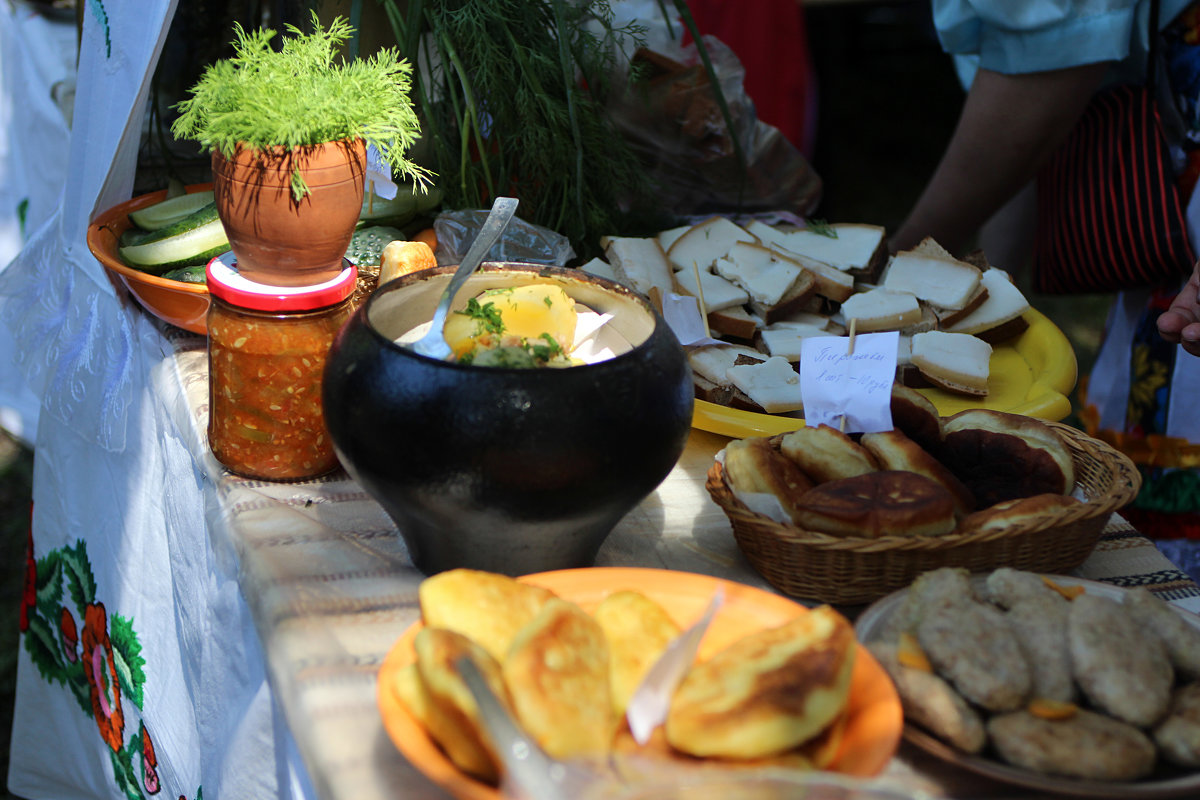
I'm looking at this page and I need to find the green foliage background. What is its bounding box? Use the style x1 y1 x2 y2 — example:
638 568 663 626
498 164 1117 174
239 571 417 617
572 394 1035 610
377 0 660 260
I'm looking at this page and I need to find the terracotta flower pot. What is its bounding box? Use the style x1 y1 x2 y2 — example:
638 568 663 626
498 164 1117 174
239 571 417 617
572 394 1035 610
212 139 366 287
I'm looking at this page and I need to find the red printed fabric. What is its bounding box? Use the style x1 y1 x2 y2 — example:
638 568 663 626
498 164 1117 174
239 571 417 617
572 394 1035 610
1034 84 1195 294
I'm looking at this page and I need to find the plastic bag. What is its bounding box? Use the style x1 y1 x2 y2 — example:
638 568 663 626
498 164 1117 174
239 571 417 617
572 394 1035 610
607 35 822 219
434 208 576 267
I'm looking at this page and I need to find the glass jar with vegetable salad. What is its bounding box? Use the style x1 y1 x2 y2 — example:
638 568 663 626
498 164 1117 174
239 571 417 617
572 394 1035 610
205 255 356 481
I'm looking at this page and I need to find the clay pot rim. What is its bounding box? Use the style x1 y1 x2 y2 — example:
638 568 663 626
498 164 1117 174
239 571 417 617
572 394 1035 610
362 262 672 372
212 138 367 173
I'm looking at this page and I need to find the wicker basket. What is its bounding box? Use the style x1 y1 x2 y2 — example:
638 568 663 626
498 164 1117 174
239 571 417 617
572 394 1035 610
706 422 1142 606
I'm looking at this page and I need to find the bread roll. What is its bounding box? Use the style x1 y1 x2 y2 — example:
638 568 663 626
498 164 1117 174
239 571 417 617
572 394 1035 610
859 429 975 517
889 383 943 455
778 424 879 483
723 436 815 524
940 410 1075 507
503 597 615 760
792 470 958 539
665 606 856 759
958 494 1082 534
378 240 437 285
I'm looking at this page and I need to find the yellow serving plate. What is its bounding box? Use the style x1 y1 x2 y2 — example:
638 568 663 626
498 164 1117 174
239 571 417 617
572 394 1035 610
691 309 1077 439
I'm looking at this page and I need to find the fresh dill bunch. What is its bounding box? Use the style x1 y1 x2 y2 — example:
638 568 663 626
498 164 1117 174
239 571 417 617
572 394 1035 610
171 11 430 189
386 0 652 259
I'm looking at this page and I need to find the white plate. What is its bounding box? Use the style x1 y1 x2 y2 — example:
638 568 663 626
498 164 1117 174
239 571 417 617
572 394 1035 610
855 574 1200 798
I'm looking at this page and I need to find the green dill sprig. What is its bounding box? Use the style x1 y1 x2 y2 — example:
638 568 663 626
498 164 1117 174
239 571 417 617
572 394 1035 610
171 12 430 194
806 219 839 239
378 0 651 257
456 298 505 336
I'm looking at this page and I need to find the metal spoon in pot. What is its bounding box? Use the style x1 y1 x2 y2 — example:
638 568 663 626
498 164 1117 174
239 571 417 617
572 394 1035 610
410 195 520 360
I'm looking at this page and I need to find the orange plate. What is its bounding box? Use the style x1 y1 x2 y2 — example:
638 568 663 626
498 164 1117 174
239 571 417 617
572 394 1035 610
377 567 903 800
87 185 215 335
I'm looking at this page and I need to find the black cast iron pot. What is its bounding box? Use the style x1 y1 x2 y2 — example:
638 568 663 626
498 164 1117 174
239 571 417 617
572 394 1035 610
323 263 694 576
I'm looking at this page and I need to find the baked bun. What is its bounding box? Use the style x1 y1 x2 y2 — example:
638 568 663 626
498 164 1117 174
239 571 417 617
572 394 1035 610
723 436 815 524
792 470 958 538
940 410 1075 507
503 597 615 760
889 384 944 455
665 606 856 759
778 424 879 483
958 493 1083 534
860 429 975 517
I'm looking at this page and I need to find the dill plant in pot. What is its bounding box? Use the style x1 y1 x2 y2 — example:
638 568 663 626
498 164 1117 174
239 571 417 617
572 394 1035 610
172 12 430 287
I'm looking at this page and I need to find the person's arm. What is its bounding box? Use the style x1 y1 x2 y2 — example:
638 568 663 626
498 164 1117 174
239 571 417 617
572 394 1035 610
890 63 1110 255
1157 264 1200 356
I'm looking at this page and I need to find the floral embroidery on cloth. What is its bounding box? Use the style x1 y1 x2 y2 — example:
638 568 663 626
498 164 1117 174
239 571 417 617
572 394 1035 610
20 532 201 799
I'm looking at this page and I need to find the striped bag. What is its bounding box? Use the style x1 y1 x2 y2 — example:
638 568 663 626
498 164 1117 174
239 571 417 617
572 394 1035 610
1033 0 1195 294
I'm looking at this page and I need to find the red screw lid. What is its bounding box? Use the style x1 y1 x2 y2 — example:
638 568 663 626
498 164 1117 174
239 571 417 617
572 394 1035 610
205 253 357 312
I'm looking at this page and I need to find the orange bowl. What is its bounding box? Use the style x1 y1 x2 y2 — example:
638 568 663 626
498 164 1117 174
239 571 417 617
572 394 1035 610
86 184 216 335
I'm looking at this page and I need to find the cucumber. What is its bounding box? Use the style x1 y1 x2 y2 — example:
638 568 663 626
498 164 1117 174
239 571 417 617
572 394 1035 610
345 225 406 267
358 183 442 228
128 190 216 231
119 227 154 247
118 203 229 275
160 265 208 284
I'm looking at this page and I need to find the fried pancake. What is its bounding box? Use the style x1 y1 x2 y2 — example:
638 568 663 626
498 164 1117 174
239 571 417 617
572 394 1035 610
503 597 615 760
1154 681 1200 768
987 708 1156 781
1068 593 1173 728
388 661 433 730
859 428 975 516
418 568 557 662
609 722 829 779
917 597 1031 712
983 567 1064 608
792 470 957 539
592 590 682 717
665 606 856 759
869 640 986 754
890 567 975 637
778 424 880 483
889 383 944 455
939 409 1075 506
1124 587 1200 680
413 628 510 782
1003 595 1075 704
722 436 815 524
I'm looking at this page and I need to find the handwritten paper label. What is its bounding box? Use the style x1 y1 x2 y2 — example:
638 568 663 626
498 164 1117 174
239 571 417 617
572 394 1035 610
800 332 898 432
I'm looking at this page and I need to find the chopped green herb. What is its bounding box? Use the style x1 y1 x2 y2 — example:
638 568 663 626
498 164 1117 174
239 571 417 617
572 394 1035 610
456 298 505 335
529 332 565 363
543 295 554 308
806 219 839 239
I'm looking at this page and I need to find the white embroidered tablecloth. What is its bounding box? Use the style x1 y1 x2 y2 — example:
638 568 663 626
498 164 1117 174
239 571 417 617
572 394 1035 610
151 324 1200 800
